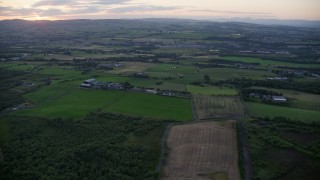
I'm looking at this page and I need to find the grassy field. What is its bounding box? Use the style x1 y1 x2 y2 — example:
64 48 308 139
163 121 240 180
104 92 192 121
193 95 245 119
36 66 83 78
17 89 192 121
24 84 77 105
187 84 238 96
220 56 320 68
246 102 320 123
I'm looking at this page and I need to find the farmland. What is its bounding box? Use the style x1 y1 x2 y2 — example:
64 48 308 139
193 95 245 119
163 121 240 180
17 89 192 121
1 19 320 180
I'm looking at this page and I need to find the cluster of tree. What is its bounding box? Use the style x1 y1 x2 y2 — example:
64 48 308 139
0 113 163 179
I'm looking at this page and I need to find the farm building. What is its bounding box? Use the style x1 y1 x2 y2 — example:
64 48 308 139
80 78 97 88
146 89 157 94
80 83 92 88
271 96 287 103
84 78 96 84
267 77 288 81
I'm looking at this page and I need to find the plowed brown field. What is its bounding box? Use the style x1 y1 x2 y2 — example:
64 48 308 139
163 121 240 180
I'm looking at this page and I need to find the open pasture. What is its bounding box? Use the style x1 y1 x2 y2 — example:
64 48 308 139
17 89 192 121
163 121 240 180
193 95 245 119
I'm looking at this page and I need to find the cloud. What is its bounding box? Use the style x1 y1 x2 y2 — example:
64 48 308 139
33 0 74 7
0 5 104 17
33 0 132 7
109 5 180 13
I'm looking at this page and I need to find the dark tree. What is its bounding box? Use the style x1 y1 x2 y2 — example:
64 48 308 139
204 74 210 82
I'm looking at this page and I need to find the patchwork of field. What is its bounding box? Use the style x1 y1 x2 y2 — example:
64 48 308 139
246 102 320 123
193 95 245 119
163 121 240 180
16 89 192 121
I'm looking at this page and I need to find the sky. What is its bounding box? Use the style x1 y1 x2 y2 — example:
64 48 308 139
0 0 319 21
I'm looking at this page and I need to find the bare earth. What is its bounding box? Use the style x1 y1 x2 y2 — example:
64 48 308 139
163 121 240 180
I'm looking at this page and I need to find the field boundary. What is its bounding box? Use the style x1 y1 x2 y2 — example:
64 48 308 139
237 121 253 180
191 95 199 121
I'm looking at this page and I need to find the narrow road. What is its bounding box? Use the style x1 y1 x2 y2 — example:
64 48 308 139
238 122 253 180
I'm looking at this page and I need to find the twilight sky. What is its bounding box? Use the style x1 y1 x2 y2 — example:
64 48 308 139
0 0 319 21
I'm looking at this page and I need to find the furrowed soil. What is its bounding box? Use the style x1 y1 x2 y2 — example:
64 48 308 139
163 120 240 180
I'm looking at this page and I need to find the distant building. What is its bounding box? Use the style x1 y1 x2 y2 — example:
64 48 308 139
146 89 157 94
267 77 287 81
84 78 96 84
80 78 96 88
271 96 287 103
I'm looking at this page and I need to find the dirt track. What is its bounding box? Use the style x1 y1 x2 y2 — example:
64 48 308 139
163 121 240 180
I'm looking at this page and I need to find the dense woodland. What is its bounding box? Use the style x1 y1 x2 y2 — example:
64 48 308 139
0 113 163 179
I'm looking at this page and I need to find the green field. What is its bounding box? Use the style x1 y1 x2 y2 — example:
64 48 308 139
187 85 238 95
24 84 77 104
17 89 192 121
246 102 320 122
220 56 320 68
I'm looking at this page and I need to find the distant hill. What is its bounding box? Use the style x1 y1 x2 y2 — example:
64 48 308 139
209 18 320 28
2 18 320 28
